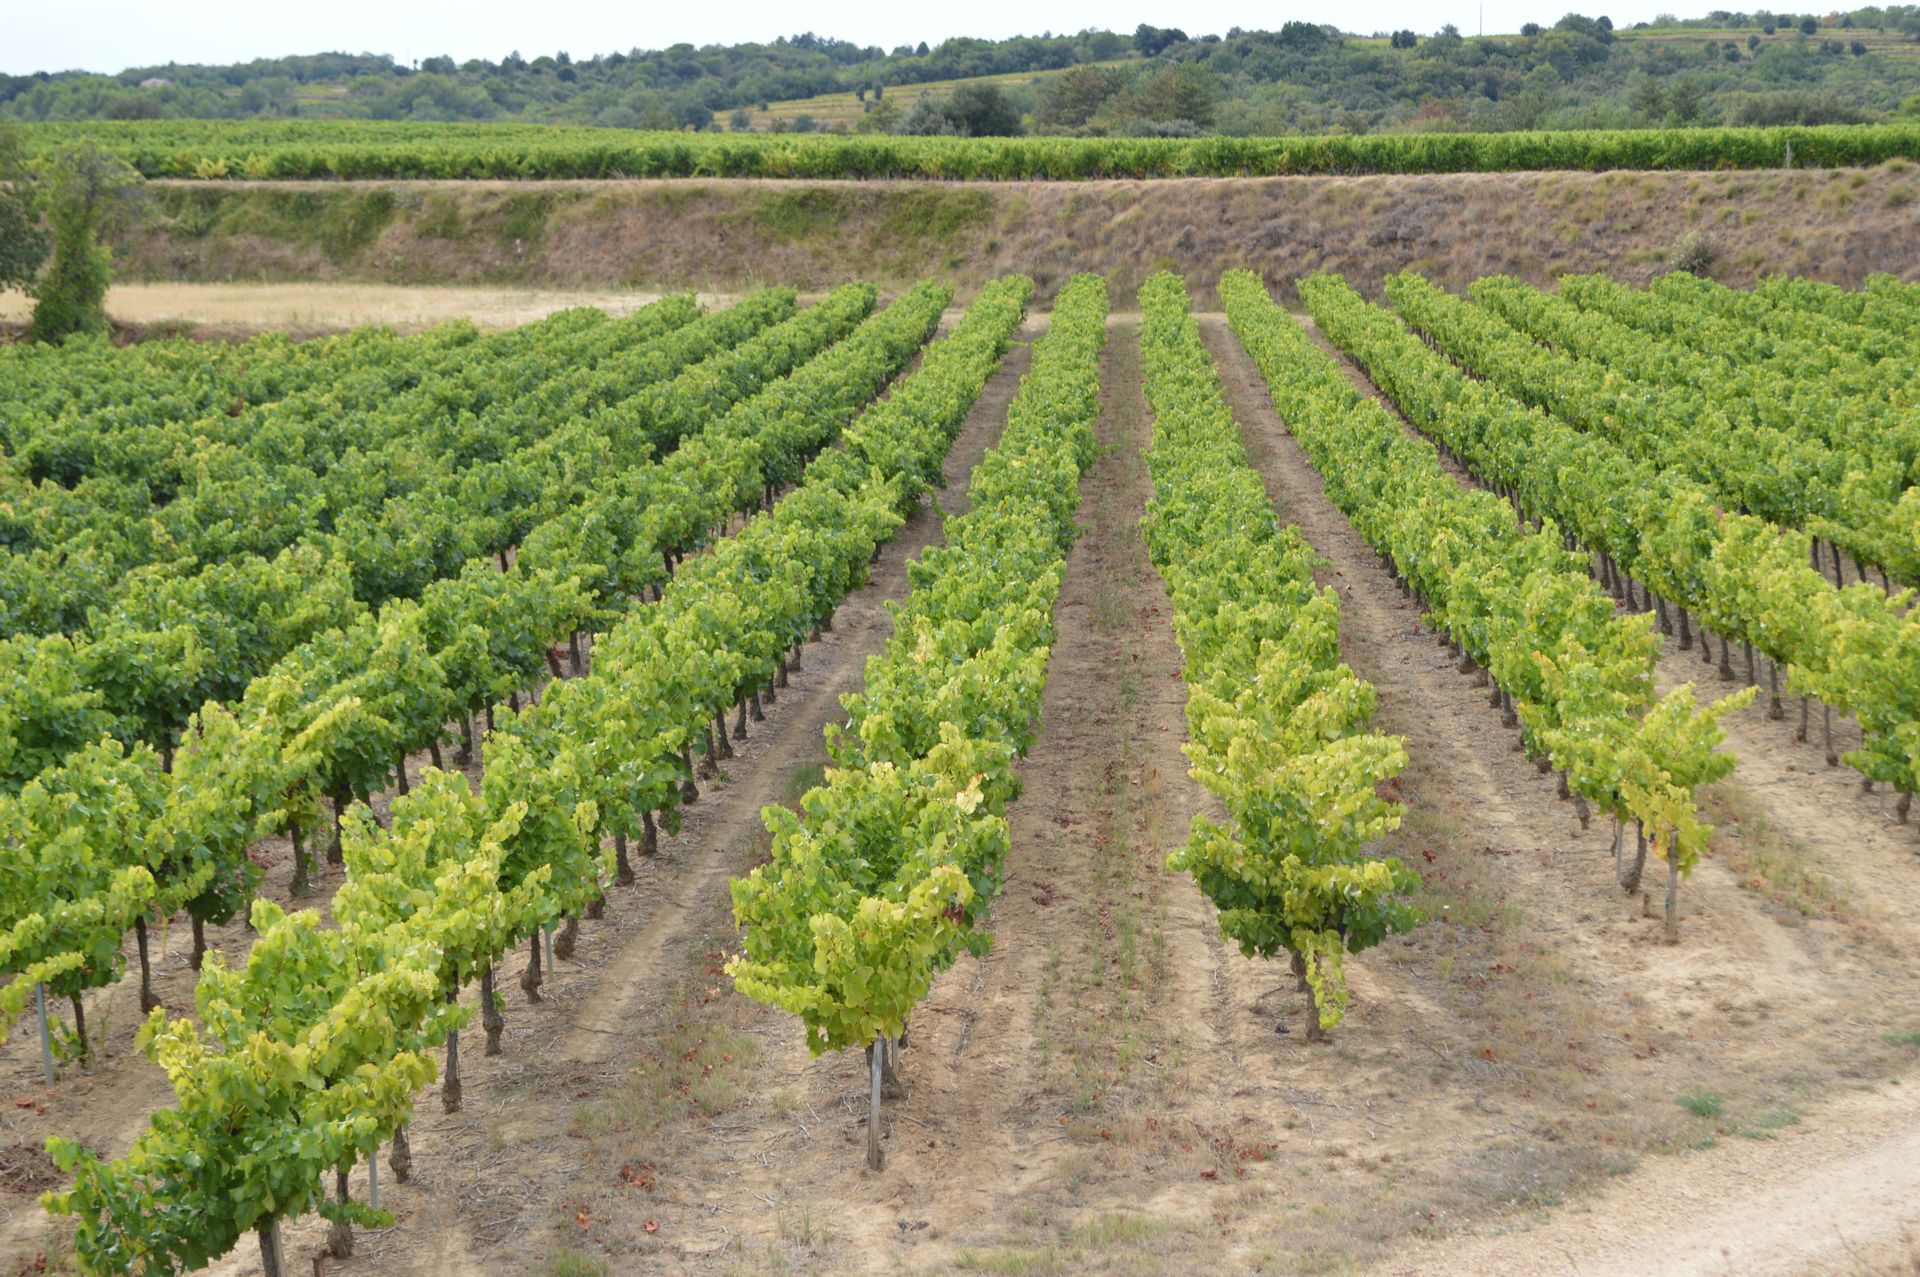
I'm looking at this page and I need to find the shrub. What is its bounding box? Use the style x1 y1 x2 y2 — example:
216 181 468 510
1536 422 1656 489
1668 229 1718 276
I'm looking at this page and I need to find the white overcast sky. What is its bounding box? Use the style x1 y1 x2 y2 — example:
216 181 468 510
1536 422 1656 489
5 0 1729 76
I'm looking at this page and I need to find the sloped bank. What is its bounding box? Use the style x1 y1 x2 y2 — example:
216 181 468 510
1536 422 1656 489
124 164 1920 302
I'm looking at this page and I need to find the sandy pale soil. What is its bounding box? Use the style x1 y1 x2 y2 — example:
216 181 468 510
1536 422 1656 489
0 283 740 332
1383 1076 1920 1276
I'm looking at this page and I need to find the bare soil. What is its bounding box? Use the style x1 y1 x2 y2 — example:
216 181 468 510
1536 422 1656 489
0 282 709 334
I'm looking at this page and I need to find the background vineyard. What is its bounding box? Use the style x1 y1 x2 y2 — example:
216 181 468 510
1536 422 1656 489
16 118 1920 179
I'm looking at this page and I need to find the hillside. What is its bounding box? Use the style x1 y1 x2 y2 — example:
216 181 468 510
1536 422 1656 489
113 163 1920 302
739 63 1131 133
6 9 1920 136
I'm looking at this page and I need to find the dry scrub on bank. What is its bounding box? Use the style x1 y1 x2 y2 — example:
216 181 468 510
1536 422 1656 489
111 164 1920 304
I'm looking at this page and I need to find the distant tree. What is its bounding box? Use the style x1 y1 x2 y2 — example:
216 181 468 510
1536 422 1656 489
1598 15 1614 30
1035 64 1121 129
1277 21 1331 50
1748 34 1762 50
791 113 818 132
0 125 49 297
855 86 866 102
676 102 714 131
1133 24 1190 56
1629 72 1668 118
1731 90 1869 125
915 41 930 57
1554 13 1616 43
944 82 1023 135
730 108 753 131
28 142 141 343
1667 76 1708 123
1519 22 1543 37
421 56 456 75
898 95 956 135
1851 39 1869 55
1762 24 1776 34
855 97 902 132
1800 16 1819 33
1135 63 1221 127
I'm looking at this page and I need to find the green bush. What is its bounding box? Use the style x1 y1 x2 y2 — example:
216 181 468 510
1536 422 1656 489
27 142 140 343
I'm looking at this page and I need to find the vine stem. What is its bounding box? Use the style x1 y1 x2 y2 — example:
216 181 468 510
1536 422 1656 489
867 1041 885 1171
36 983 54 1085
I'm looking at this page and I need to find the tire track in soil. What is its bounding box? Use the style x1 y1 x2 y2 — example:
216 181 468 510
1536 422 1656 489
1378 1072 1920 1277
297 326 1039 1277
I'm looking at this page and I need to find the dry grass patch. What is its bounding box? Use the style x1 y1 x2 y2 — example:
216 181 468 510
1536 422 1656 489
1700 779 1853 922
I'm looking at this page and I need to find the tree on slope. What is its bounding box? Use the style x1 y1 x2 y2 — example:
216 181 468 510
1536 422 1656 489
27 141 140 344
